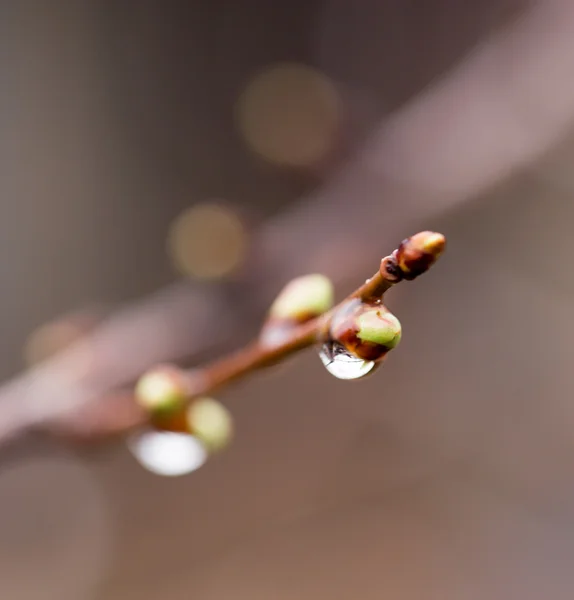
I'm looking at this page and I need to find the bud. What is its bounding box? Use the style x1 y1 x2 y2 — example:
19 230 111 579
356 309 402 349
328 299 401 362
268 274 334 322
394 231 445 280
187 397 233 453
135 365 189 415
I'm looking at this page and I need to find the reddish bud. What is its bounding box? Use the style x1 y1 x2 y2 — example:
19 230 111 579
393 231 446 280
328 299 401 362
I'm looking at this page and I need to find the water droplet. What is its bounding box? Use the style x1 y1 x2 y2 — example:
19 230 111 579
127 429 207 477
318 341 376 380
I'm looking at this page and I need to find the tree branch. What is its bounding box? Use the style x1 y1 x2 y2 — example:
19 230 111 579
44 231 445 447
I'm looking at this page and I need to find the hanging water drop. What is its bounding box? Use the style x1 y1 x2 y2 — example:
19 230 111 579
127 429 207 477
318 341 376 380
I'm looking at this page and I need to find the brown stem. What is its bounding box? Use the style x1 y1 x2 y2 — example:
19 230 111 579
186 317 321 397
352 256 401 302
46 230 445 443
154 231 444 414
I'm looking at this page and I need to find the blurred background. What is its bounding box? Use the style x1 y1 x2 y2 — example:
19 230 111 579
2 0 574 598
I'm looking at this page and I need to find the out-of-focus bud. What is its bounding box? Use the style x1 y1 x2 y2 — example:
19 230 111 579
135 365 189 415
269 274 334 322
393 231 446 280
356 308 402 350
187 397 233 453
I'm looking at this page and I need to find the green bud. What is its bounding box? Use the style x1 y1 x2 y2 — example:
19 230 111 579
269 274 334 321
135 365 188 415
187 397 233 453
356 309 402 349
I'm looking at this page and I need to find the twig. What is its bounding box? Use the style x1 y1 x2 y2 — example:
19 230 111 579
186 230 444 396
44 231 445 445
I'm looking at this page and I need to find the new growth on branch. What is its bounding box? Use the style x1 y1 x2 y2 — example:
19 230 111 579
131 231 446 463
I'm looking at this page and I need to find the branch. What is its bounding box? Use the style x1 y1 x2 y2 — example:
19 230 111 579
179 231 446 400
45 231 445 449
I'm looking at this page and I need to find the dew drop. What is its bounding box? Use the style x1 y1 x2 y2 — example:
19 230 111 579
318 341 376 380
127 429 207 477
